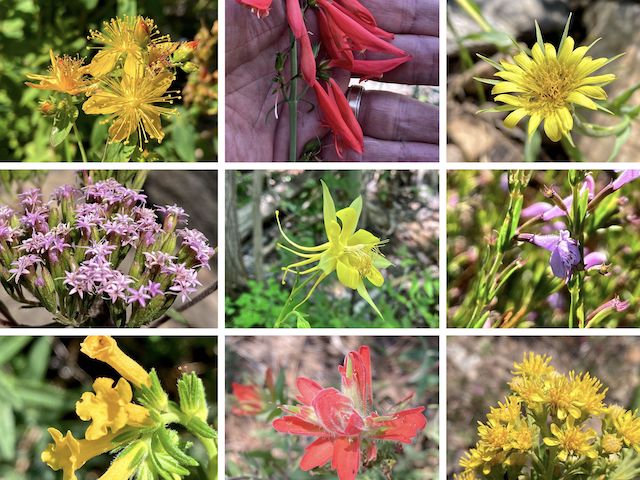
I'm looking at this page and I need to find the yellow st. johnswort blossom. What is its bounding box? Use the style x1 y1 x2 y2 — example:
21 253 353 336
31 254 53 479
76 377 152 440
276 179 392 318
87 16 172 78
477 17 621 143
82 69 178 147
41 428 120 480
25 49 90 95
80 336 151 388
98 441 147 480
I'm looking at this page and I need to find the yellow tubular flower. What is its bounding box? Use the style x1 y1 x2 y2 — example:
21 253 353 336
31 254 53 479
80 336 151 388
76 377 151 440
41 428 119 480
98 441 147 480
25 49 89 95
480 19 620 143
87 16 172 77
543 422 597 461
276 180 392 318
82 69 178 147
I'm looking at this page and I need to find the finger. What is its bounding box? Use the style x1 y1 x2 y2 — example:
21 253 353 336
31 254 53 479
358 90 438 144
361 0 439 36
361 34 438 85
321 136 439 161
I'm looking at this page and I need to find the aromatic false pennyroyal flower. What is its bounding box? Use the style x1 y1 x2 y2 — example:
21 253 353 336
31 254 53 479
273 346 426 480
276 180 391 318
478 16 621 143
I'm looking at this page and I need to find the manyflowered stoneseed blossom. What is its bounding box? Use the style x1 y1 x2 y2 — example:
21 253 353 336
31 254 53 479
273 346 426 480
455 352 640 480
478 17 620 143
0 177 214 327
43 336 218 480
26 15 197 150
236 0 410 158
276 180 391 318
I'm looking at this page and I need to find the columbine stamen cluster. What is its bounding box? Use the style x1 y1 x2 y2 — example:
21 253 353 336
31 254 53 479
0 177 214 326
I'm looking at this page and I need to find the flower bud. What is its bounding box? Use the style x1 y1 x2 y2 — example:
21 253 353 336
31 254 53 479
134 17 151 44
40 101 57 116
180 61 199 73
173 41 199 63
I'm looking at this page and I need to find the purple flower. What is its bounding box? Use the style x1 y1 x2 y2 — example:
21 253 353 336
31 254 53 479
85 240 116 260
53 185 80 201
0 225 22 244
528 230 581 282
584 252 607 271
144 251 175 270
9 254 42 283
612 170 640 191
99 270 133 303
63 268 92 298
179 228 214 267
127 285 152 307
164 262 201 302
20 208 49 233
18 188 42 210
146 281 164 298
0 206 15 223
156 204 188 221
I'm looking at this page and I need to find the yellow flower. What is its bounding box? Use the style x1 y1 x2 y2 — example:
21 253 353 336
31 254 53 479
479 18 619 143
41 428 119 480
80 336 151 388
97 441 147 480
509 375 546 411
543 421 597 461
76 377 151 440
512 352 554 378
82 69 178 147
601 433 623 454
453 470 478 480
570 371 607 416
609 407 640 452
25 49 90 95
477 419 513 451
543 373 582 420
87 16 171 78
276 180 391 318
487 395 523 424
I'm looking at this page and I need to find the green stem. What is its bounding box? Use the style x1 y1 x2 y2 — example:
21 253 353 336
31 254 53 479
73 123 88 162
200 436 218 480
274 272 320 328
288 33 298 162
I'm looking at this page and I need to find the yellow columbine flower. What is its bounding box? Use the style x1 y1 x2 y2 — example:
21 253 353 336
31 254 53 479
41 428 119 480
25 49 90 95
80 336 151 388
82 69 178 147
97 441 147 480
479 17 620 143
276 180 392 318
87 16 172 77
543 422 597 461
76 377 151 440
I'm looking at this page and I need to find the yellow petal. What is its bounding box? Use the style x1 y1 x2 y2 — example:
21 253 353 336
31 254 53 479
576 85 607 100
337 260 359 289
531 43 545 64
567 91 598 110
348 229 379 246
558 36 575 62
494 71 527 84
337 206 359 241
556 107 573 132
140 110 165 142
321 180 337 238
543 115 562 142
494 94 524 107
82 92 123 115
491 82 528 95
578 73 615 86
366 267 384 287
513 52 535 71
88 50 120 77
544 43 557 60
504 108 528 128
528 112 543 136
108 114 136 143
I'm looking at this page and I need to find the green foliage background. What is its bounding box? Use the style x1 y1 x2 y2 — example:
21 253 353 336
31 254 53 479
0 0 217 162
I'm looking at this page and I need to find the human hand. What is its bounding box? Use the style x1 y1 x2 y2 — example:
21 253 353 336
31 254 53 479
226 0 439 162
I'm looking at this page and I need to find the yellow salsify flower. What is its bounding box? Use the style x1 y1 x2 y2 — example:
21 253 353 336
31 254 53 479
41 428 121 480
87 16 172 78
543 421 598 462
76 377 152 440
97 441 147 480
25 49 90 95
478 17 620 143
82 69 178 147
80 336 151 388
276 179 392 318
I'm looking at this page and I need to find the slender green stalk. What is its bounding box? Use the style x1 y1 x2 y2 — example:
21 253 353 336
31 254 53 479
201 436 218 480
73 123 88 162
288 34 299 162
274 272 320 328
568 177 586 328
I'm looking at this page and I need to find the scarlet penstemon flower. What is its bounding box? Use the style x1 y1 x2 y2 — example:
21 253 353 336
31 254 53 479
273 346 426 480
478 16 621 144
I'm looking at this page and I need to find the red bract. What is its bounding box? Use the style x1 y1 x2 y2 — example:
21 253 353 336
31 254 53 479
236 0 272 17
273 346 427 480
231 383 265 415
313 80 364 158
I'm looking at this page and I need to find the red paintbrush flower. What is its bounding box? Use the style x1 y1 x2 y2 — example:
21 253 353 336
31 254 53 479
231 368 274 416
312 79 364 158
273 346 427 480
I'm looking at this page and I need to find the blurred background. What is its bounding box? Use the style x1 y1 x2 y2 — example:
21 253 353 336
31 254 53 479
447 336 640 477
448 170 639 327
0 170 218 327
226 336 439 480
0 0 217 161
225 170 439 328
0 336 217 480
447 0 640 161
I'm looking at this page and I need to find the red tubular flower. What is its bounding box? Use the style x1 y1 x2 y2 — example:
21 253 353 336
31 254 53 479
273 346 427 480
332 56 411 80
312 80 364 158
236 0 273 17
285 0 317 85
231 383 265 416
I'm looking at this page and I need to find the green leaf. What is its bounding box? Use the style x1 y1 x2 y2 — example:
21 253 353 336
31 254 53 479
26 337 51 381
0 404 15 460
0 337 30 366
0 18 25 39
463 31 513 49
524 129 541 162
103 142 136 162
156 428 199 467
476 53 503 71
558 13 573 53
50 106 78 148
171 109 197 162
608 126 632 162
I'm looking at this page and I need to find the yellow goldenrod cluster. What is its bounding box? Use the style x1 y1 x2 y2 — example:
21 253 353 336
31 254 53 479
26 15 198 149
455 352 640 480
